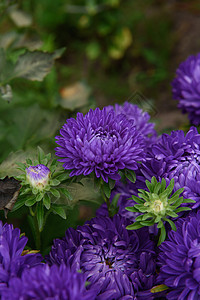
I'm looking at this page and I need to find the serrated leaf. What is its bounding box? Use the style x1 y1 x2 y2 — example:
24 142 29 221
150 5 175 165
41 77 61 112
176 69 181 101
52 206 66 219
43 193 51 210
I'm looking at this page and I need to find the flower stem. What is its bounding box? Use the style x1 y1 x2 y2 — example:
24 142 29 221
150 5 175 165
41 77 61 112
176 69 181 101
29 207 41 250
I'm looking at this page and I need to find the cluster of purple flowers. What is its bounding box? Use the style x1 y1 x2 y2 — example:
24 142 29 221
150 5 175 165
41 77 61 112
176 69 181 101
5 64 200 300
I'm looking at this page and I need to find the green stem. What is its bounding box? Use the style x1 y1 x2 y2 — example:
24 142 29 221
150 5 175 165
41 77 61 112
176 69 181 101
100 188 111 217
29 207 41 250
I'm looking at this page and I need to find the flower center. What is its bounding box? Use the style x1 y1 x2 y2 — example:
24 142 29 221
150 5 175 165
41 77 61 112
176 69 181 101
94 127 116 141
151 199 164 214
105 258 114 268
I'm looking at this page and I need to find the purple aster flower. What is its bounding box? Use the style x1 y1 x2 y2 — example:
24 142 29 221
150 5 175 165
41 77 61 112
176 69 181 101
158 211 200 299
106 102 157 147
1 263 95 300
55 107 146 183
0 222 42 293
172 53 200 125
140 126 200 209
47 215 157 299
26 164 50 191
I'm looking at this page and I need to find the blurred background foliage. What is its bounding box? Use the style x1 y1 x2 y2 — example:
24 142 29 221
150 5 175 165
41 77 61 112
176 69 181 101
0 0 200 252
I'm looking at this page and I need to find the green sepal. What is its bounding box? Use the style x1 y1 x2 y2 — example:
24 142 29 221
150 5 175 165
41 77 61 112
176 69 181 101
43 193 51 210
25 197 36 207
49 179 60 186
50 188 60 198
126 222 143 230
36 193 43 202
158 225 166 246
174 207 191 213
164 218 176 231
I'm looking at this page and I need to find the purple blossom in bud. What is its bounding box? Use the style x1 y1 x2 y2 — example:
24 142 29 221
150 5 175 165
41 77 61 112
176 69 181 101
47 215 157 299
1 264 96 300
106 102 157 147
172 53 200 125
0 222 42 294
55 107 146 183
140 127 200 209
26 164 50 191
158 211 200 299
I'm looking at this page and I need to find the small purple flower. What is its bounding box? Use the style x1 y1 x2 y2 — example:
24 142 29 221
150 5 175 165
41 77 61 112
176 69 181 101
106 102 157 147
140 126 200 209
172 53 200 125
158 211 200 299
26 164 50 191
55 107 146 183
47 215 157 299
0 222 42 293
1 264 96 300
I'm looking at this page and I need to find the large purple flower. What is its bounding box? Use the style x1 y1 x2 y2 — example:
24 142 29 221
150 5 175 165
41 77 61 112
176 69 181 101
47 215 157 299
55 107 145 182
1 264 96 300
140 126 200 209
0 222 42 293
172 53 200 125
106 102 157 147
158 211 200 299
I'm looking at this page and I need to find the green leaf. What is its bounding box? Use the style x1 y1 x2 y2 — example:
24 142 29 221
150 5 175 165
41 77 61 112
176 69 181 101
145 179 154 193
36 193 43 202
26 158 32 165
50 179 60 186
13 51 55 81
16 162 26 171
37 146 45 163
52 206 66 219
126 222 143 230
36 202 44 232
125 169 136 183
108 178 115 190
55 173 70 182
102 181 111 199
164 218 176 231
182 198 196 204
160 178 166 193
125 206 139 212
131 195 145 204
12 197 26 212
43 193 51 210
109 193 120 217
158 225 166 245
50 188 60 198
59 188 73 201
25 197 36 207
175 207 191 213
